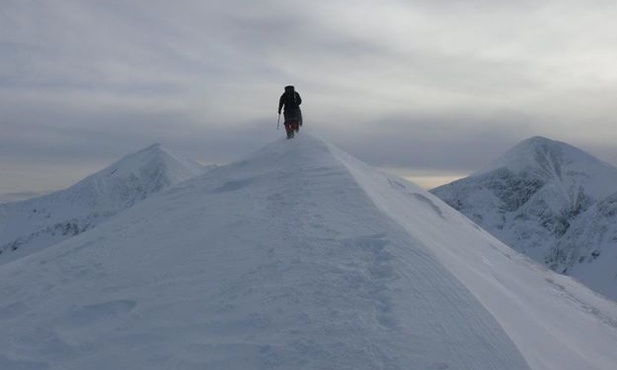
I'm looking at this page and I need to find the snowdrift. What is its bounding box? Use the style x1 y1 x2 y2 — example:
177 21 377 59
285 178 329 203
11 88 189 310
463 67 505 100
1 135 616 370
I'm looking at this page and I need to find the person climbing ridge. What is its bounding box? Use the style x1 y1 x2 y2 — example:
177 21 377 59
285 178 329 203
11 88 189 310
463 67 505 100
278 85 303 139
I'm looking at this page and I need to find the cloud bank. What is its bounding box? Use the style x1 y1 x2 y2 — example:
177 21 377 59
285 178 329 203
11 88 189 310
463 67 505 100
2 0 617 191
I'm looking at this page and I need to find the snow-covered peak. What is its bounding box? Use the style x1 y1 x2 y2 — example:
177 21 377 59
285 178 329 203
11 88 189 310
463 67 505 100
0 144 211 265
1 134 616 370
95 143 204 181
432 136 617 301
67 143 207 211
477 136 582 175
473 136 617 200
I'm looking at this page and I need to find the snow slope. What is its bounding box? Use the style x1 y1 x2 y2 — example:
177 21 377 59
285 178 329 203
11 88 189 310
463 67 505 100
0 192 47 204
0 143 210 264
1 135 616 369
432 136 617 300
549 192 617 299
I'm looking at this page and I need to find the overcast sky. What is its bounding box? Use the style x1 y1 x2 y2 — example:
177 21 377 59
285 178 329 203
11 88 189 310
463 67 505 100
2 0 617 193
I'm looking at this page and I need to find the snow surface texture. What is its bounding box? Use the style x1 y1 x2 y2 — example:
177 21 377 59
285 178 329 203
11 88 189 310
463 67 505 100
0 143 210 265
1 135 617 369
432 136 617 301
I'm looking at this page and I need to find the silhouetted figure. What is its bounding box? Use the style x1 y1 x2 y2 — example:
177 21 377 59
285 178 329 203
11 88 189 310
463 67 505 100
278 85 303 139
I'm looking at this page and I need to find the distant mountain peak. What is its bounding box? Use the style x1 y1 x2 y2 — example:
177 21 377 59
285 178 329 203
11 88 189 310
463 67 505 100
432 136 617 300
520 135 558 146
472 137 617 195
475 136 571 176
105 143 173 168
508 136 577 160
77 143 205 193
0 143 211 265
124 142 164 157
130 142 169 158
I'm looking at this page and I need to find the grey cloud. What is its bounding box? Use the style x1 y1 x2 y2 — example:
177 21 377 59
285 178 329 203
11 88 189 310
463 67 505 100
0 94 276 166
318 111 536 172
2 0 617 193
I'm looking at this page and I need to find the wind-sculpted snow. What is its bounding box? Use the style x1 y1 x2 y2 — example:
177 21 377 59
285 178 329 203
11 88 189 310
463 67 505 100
1 135 616 369
0 144 210 265
433 136 617 300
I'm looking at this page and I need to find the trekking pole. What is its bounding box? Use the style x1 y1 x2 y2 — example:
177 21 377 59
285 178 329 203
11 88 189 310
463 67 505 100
277 113 281 130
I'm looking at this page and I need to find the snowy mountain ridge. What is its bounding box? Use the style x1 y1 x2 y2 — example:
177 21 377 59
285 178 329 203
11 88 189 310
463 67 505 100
1 134 616 369
0 143 211 264
432 136 617 300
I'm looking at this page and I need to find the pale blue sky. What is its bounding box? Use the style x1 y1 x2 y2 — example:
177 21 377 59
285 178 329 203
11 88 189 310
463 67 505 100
2 0 617 192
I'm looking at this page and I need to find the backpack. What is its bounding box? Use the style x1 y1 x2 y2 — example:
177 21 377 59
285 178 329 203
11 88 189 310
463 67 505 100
284 86 299 109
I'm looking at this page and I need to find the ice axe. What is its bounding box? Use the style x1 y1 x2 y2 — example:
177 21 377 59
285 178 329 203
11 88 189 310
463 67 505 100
277 113 281 130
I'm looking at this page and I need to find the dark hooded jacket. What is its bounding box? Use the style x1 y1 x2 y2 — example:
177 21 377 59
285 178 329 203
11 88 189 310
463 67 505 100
278 85 302 123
